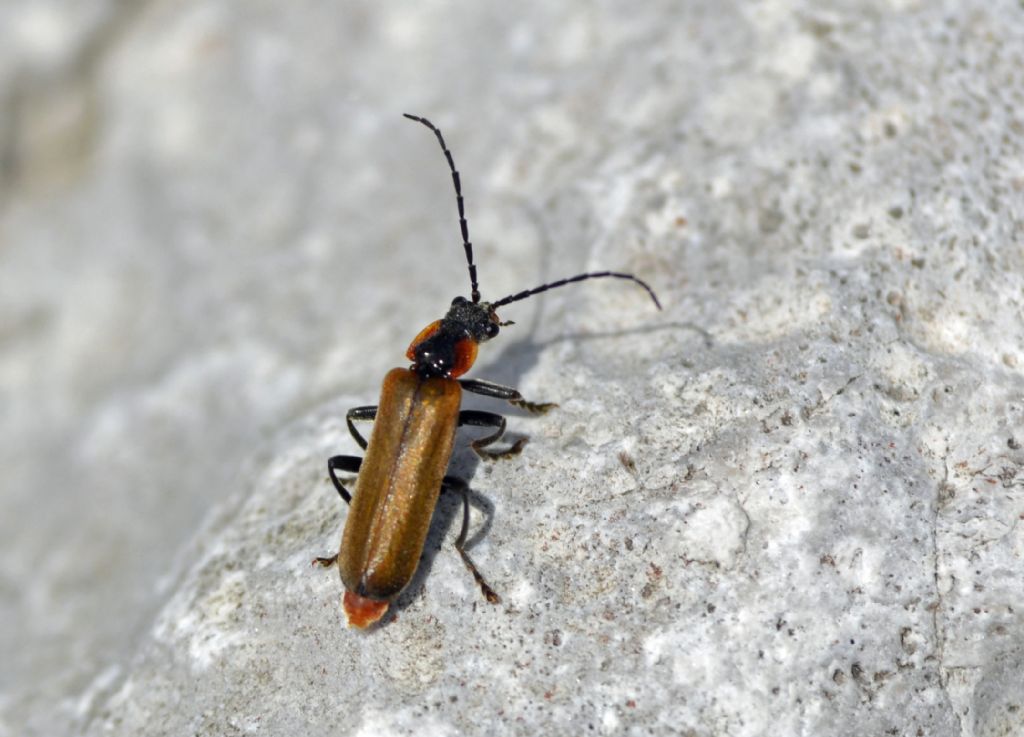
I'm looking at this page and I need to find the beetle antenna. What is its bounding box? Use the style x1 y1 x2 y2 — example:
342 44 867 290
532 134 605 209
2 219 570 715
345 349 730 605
491 271 662 310
403 113 481 304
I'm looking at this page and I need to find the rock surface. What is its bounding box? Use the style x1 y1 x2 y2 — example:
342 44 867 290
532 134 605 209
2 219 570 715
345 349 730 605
2 1 1023 736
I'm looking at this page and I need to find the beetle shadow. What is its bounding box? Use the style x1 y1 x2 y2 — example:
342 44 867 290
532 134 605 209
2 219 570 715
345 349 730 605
388 335 546 619
388 483 497 620
386 313 709 621
374 202 705 622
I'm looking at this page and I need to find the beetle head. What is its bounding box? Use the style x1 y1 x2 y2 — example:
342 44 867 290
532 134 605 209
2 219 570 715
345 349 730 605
406 296 503 379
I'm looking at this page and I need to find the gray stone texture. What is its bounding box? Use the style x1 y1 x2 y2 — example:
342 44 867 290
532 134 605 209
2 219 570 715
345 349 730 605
1 1 1023 735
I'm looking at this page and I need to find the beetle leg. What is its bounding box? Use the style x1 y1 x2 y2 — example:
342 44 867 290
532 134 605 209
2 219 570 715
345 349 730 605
459 378 557 415
328 455 361 504
459 409 528 460
346 406 377 450
442 476 500 604
315 455 362 567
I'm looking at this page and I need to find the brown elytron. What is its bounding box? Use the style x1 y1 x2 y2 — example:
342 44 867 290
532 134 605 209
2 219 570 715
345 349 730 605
337 369 460 626
315 114 660 628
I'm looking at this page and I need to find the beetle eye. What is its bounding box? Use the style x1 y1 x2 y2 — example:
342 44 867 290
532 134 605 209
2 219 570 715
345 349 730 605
484 322 499 339
451 296 467 306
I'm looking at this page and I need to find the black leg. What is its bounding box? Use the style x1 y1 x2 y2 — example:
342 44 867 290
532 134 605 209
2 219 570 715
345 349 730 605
442 476 500 604
346 406 377 450
459 409 528 460
459 378 557 415
328 455 361 504
315 455 362 567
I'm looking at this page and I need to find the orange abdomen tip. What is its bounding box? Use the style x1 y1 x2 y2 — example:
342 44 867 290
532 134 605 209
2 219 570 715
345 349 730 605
343 591 390 629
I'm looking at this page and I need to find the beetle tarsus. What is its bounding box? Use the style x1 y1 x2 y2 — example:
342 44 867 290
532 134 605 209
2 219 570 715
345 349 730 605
459 409 528 460
472 436 528 460
313 554 338 568
460 553 501 604
510 398 558 415
443 475 501 604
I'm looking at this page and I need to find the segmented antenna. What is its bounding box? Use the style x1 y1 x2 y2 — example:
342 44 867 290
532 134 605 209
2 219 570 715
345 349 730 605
491 271 662 310
403 114 481 304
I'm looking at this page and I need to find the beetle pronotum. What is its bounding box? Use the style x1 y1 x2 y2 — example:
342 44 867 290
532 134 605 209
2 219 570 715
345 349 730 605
315 114 661 628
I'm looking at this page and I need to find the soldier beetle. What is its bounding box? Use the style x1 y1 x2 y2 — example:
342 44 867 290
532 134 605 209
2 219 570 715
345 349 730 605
315 114 661 628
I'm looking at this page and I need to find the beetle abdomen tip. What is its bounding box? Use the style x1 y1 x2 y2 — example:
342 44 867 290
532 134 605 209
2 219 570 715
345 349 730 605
343 590 390 628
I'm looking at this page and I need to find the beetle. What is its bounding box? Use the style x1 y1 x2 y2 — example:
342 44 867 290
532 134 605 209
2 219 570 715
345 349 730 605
315 114 661 628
